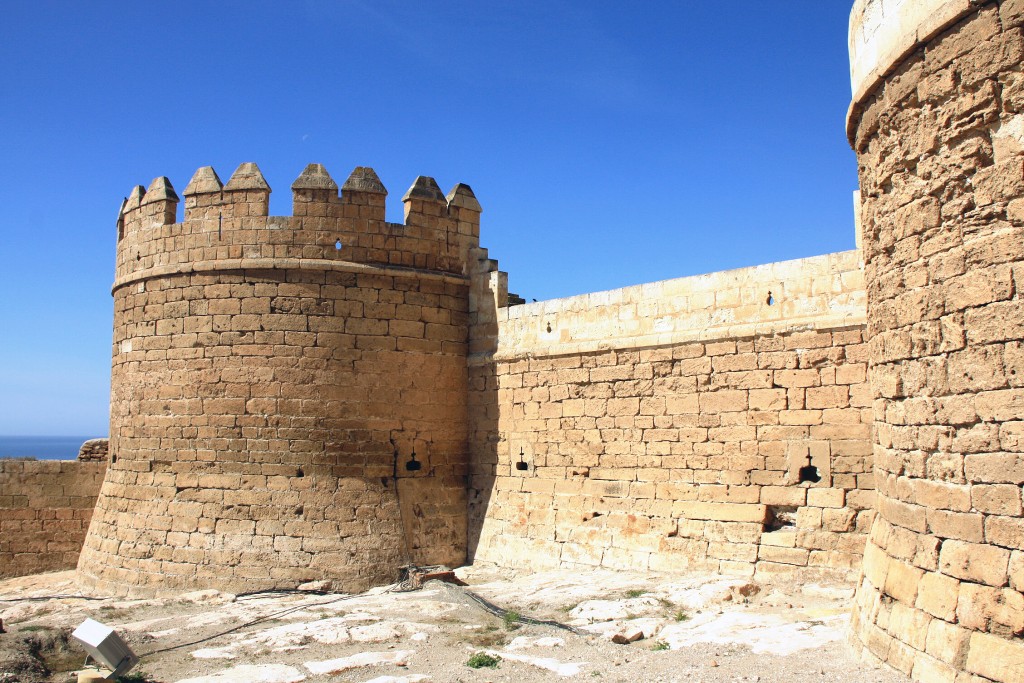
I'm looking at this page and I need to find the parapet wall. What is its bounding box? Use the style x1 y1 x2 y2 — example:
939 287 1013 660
0 460 106 578
116 163 482 287
469 250 874 578
491 251 865 359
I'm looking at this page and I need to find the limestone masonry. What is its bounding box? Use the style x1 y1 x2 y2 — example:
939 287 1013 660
78 164 479 595
847 1 1024 681
0 2 1019 682
0 460 105 578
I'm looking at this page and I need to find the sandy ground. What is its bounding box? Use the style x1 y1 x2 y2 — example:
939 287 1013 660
0 565 910 683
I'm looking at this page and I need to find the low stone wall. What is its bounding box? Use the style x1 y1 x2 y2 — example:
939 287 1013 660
469 251 873 578
0 460 107 578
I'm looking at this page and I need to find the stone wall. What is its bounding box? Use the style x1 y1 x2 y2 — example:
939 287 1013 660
848 2 1024 682
78 163 479 597
0 460 106 578
469 251 875 578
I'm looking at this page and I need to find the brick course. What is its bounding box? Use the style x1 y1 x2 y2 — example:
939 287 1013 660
0 460 106 578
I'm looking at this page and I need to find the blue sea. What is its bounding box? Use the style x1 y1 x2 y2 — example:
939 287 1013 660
0 436 103 460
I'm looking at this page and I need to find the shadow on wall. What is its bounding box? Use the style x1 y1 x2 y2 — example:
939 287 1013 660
465 246 503 562
467 359 498 562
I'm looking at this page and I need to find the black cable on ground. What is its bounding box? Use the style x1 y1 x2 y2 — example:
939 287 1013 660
0 594 104 603
2 568 585 657
459 587 587 636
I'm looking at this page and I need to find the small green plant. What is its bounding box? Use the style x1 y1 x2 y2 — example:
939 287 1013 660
624 589 645 598
674 609 689 622
466 652 501 669
118 671 159 683
502 610 521 630
651 640 670 651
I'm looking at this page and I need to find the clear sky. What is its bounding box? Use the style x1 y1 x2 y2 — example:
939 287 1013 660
0 1 858 437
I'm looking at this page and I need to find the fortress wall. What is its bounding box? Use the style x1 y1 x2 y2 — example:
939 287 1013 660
116 166 479 282
848 2 1024 681
469 251 874 578
78 163 478 597
0 460 106 578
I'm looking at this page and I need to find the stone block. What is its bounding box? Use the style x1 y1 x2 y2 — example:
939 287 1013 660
917 570 961 621
760 486 807 507
807 488 845 508
939 540 1010 587
676 502 768 524
911 653 957 683
884 558 925 604
965 631 1024 683
957 582 1024 634
757 545 809 566
973 485 1023 516
928 509 985 543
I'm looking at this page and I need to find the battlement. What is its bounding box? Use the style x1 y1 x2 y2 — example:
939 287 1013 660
115 162 482 286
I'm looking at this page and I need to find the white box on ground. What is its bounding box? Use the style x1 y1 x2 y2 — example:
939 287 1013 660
71 618 139 675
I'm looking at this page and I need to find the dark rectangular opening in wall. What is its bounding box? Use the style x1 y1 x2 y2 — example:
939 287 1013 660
764 505 798 532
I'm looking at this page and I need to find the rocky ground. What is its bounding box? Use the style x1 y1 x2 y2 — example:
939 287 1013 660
0 566 910 683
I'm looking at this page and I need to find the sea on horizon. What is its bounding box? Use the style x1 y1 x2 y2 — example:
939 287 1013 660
0 435 104 460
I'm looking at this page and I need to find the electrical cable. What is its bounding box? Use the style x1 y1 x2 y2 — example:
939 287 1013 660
0 594 104 603
459 588 587 635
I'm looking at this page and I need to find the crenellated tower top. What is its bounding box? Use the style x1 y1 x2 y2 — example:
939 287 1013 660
115 162 482 287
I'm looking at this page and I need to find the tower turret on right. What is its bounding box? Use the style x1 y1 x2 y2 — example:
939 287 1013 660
848 1 1024 681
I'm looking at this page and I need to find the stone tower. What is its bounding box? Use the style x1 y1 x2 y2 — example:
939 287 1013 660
77 162 486 596
848 1 1024 681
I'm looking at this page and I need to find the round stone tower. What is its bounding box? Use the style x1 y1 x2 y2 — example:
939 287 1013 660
848 1 1024 680
77 162 483 596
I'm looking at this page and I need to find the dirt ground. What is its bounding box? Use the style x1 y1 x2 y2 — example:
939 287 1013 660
0 565 910 683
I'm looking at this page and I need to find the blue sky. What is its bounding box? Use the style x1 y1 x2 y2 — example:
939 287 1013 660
0 1 857 436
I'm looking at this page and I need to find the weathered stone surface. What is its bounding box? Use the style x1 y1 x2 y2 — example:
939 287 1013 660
304 651 414 676
77 439 108 461
850 4 1024 683
965 631 1024 683
77 161 483 597
223 162 270 191
0 460 106 579
176 664 306 683
183 166 222 195
469 253 872 579
290 163 338 191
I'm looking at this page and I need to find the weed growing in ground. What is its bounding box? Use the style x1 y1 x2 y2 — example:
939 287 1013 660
502 610 521 630
651 640 670 651
117 671 160 683
674 609 689 622
624 589 645 598
466 652 501 669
